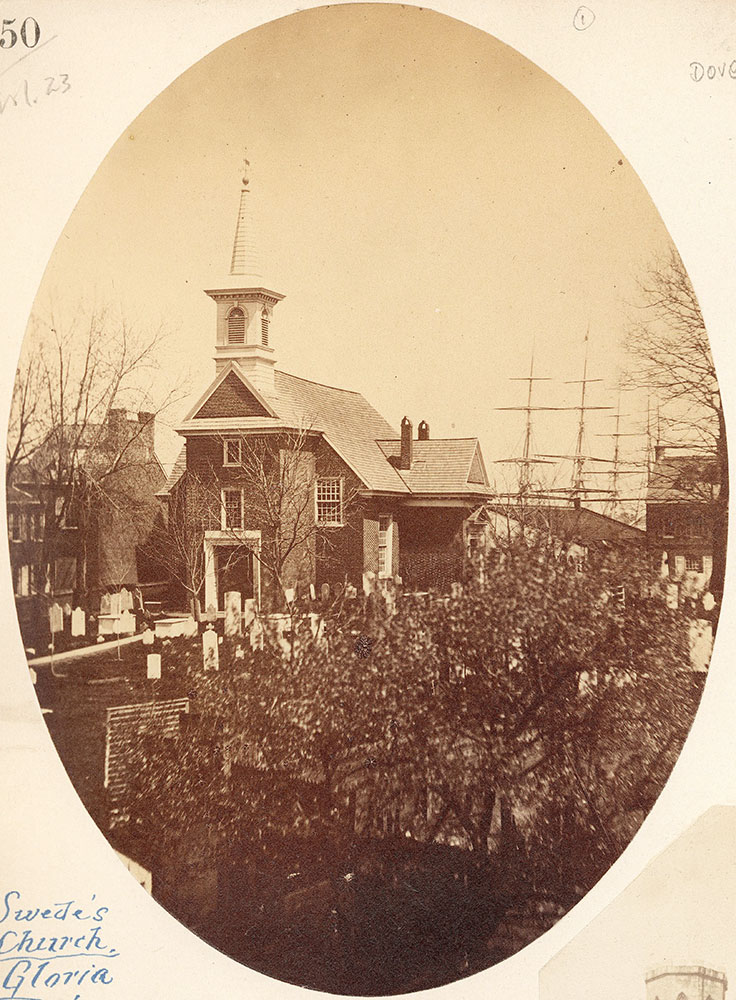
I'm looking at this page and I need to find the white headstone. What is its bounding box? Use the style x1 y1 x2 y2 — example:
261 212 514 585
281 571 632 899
309 583 317 601
224 591 242 636
120 587 133 611
142 628 155 646
146 653 161 680
71 607 86 637
49 603 64 634
703 591 716 612
202 625 219 671
116 609 136 636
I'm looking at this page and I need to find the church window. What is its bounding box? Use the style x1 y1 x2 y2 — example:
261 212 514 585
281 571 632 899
261 311 270 346
222 489 244 530
223 438 243 467
228 308 245 345
316 478 343 526
685 554 703 572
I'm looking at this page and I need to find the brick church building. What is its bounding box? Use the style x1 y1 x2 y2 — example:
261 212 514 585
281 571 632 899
162 163 492 614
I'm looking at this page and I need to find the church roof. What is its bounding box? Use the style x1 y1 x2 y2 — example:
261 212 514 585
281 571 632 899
173 362 491 498
376 438 489 495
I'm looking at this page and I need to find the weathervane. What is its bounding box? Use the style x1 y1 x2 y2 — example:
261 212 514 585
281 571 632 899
242 152 250 189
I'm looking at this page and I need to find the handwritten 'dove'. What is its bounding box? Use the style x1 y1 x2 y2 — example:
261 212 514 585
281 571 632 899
690 60 736 82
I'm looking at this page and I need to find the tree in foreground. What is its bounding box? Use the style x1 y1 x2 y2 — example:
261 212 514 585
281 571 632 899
625 246 727 602
123 530 700 993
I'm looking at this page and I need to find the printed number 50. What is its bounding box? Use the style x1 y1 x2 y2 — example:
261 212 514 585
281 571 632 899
0 17 41 49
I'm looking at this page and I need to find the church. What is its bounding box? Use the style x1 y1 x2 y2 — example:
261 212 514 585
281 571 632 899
161 162 492 614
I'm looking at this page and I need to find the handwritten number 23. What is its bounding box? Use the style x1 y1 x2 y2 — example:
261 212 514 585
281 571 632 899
46 74 70 95
0 17 41 49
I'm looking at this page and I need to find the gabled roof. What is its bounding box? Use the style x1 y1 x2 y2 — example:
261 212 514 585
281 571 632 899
647 453 719 503
176 364 493 499
182 362 279 422
376 439 489 495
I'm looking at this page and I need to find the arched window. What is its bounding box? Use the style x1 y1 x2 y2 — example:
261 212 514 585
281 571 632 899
261 310 270 346
228 307 245 345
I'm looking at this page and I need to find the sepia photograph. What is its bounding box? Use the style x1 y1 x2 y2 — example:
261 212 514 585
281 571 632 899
1 3 733 998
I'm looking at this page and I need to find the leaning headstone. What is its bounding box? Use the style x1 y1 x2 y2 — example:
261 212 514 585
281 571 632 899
142 628 154 646
146 653 161 680
224 591 242 637
71 607 86 637
100 593 112 615
202 625 219 671
49 603 64 634
116 609 136 636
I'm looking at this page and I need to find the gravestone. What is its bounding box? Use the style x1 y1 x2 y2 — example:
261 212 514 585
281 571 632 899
321 582 330 602
71 607 86 637
62 602 72 618
224 591 242 637
284 587 295 604
110 592 122 617
146 653 161 680
116 610 136 636
49 603 64 634
142 628 154 646
202 625 219 671
309 583 317 601
120 587 133 611
100 593 112 615
362 572 375 596
242 598 256 629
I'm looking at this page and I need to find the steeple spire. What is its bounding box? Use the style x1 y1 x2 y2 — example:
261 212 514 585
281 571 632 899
204 152 284 397
229 151 263 281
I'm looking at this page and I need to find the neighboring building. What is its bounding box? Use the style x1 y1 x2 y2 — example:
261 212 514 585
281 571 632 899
646 446 718 593
162 167 492 613
7 408 166 644
645 965 727 1000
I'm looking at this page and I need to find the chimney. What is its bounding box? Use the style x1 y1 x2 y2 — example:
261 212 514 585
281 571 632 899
399 416 413 469
418 420 430 441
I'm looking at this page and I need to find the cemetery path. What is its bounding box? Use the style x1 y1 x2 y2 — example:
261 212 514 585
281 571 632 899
27 634 146 668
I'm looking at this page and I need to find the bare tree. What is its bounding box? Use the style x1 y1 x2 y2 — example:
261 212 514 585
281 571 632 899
209 428 360 611
6 303 187 606
625 246 727 602
150 467 209 620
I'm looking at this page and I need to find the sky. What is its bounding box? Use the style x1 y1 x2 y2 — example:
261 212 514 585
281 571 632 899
33 3 676 494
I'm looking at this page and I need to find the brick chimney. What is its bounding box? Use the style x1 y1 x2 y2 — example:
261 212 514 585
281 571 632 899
399 416 413 469
418 420 430 441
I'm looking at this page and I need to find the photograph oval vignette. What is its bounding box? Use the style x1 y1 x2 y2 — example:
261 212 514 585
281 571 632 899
4 5 726 995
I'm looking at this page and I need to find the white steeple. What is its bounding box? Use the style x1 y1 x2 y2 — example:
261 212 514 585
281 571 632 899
205 152 284 397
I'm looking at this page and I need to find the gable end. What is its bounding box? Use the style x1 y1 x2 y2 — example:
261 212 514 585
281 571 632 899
193 371 272 419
